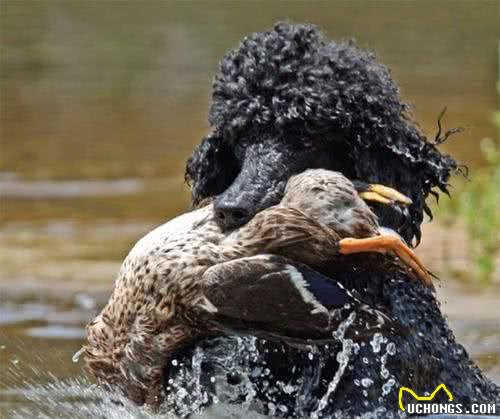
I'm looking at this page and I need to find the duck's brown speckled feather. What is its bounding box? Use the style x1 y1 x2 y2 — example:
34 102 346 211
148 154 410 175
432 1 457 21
85 170 400 406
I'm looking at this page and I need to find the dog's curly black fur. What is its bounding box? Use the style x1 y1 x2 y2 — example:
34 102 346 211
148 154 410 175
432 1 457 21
186 21 457 245
174 22 499 417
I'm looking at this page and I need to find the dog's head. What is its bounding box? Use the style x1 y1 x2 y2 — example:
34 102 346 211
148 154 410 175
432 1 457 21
185 22 457 245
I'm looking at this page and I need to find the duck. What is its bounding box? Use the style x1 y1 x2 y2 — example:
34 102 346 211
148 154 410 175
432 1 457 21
84 169 430 408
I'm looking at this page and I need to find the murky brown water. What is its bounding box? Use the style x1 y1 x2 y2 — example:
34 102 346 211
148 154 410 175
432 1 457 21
1 1 499 417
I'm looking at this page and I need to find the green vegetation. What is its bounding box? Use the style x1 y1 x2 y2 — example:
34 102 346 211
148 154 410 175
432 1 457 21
435 115 500 284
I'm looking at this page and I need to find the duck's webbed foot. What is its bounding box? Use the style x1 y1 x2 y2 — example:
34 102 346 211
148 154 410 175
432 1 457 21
338 236 432 287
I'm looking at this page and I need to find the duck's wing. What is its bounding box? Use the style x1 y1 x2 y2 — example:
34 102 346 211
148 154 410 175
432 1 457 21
198 255 392 343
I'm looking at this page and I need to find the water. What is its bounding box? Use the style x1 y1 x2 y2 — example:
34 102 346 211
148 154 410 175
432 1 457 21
1 281 499 417
1 1 499 417
313 313 357 417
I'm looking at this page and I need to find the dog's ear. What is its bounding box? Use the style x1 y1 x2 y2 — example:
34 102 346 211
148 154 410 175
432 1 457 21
353 132 457 247
185 132 239 207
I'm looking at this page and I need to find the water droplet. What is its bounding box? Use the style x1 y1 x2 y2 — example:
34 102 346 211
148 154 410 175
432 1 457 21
171 359 178 366
386 342 396 356
382 378 396 396
72 347 85 363
267 402 276 415
380 352 391 379
361 378 373 388
370 333 383 353
278 404 288 413
177 387 187 399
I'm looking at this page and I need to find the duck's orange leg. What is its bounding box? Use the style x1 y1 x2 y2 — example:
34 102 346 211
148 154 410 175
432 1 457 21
338 235 432 287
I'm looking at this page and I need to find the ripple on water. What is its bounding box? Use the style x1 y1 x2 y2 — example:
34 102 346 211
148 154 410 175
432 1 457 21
0 296 93 341
25 325 85 340
0 178 143 199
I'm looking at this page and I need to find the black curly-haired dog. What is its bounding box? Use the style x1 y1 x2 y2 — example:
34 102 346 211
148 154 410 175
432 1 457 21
169 22 499 417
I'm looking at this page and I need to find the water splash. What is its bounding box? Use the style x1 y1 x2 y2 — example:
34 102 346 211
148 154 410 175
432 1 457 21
0 299 425 419
72 347 85 364
1 279 499 417
1 315 406 419
369 332 385 354
361 378 373 388
162 336 267 417
382 378 396 396
2 350 167 419
7 377 172 419
378 339 397 399
312 312 357 418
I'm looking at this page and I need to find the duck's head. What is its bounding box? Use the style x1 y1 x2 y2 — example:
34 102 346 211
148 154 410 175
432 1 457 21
281 169 412 236
280 169 370 232
283 169 353 200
